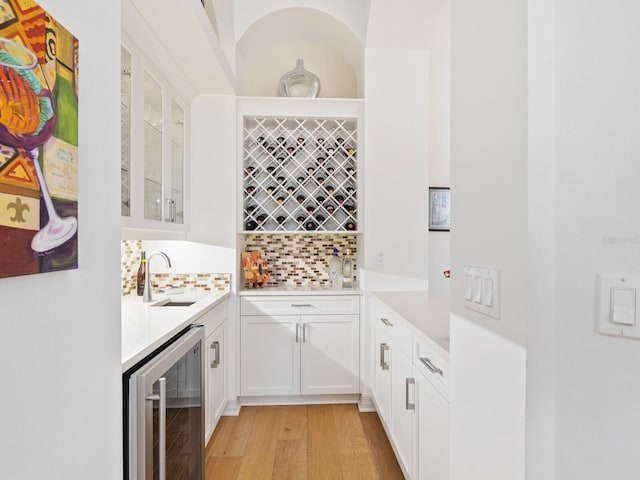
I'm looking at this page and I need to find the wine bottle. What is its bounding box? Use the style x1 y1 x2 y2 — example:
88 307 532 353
326 204 335 215
277 176 285 184
335 194 345 205
286 146 295 155
246 205 257 214
317 176 325 185
277 136 285 144
52 27 78 146
326 185 335 195
245 220 258 231
296 195 305 204
266 145 275 155
305 220 317 231
316 195 325 204
256 214 267 225
276 215 286 224
315 214 326 223
326 147 335 156
296 176 305 183
307 167 315 175
345 204 355 214
316 137 325 146
307 205 315 214
276 196 285 205
256 136 266 146
136 251 146 296
297 137 305 145
246 186 256 195
345 221 356 231
266 166 276 175
287 185 296 194
346 167 355 175
266 185 276 195
336 137 345 145
326 167 335 175
277 156 285 163
296 215 305 225
316 157 325 165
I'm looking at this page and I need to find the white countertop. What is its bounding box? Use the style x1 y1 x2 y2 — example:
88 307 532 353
121 291 230 372
370 291 450 356
238 286 363 296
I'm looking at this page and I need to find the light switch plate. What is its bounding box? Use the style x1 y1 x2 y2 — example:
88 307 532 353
596 274 640 339
464 266 500 319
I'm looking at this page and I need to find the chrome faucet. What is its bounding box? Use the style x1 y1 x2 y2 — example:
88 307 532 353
143 251 172 303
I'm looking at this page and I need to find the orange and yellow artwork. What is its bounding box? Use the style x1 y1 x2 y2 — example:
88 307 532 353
241 251 270 287
0 0 79 279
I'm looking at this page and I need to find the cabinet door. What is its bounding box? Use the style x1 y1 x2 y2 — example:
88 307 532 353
143 70 164 222
240 315 300 396
416 373 449 480
205 324 225 444
390 347 415 478
300 314 359 395
373 325 392 426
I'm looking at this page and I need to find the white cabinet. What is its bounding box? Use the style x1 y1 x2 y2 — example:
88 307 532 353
416 371 449 480
240 295 360 397
370 296 450 480
121 36 189 236
196 299 228 444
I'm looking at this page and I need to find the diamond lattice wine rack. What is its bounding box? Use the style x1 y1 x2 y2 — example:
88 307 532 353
242 116 358 232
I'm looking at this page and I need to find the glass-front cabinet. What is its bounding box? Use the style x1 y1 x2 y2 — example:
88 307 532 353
121 37 188 234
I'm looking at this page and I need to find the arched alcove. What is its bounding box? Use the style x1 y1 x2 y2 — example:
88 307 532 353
236 7 364 98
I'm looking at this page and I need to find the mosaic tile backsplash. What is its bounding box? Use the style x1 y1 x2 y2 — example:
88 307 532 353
121 240 230 296
243 234 358 288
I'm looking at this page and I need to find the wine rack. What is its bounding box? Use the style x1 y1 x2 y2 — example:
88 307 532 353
242 115 359 232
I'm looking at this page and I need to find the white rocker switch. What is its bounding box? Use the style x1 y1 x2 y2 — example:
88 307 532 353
483 278 493 307
473 276 483 303
611 287 636 326
464 274 473 300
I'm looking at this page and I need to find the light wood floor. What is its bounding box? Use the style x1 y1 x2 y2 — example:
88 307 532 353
205 404 404 480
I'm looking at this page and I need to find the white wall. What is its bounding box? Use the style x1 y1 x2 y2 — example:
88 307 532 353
362 48 429 291
550 1 640 478
0 1 122 479
427 0 451 296
450 0 528 478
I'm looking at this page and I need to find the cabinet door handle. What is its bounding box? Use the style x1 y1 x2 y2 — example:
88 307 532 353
291 303 312 308
381 317 393 327
210 341 220 368
380 343 389 371
295 323 300 343
405 377 415 411
146 377 166 480
303 322 307 343
420 356 443 376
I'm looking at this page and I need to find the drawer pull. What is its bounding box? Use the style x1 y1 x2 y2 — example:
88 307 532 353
291 303 313 308
379 343 389 370
303 322 307 343
210 341 220 368
420 356 443 376
295 323 300 343
381 317 393 327
405 377 415 410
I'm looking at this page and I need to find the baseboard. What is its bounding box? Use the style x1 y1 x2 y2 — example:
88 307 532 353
358 393 376 412
239 393 361 407
222 398 241 416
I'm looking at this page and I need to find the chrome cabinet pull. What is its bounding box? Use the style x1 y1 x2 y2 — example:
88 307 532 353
405 377 415 411
146 377 166 480
210 341 220 368
291 303 312 308
302 322 307 343
380 343 389 371
295 323 300 343
420 356 443 376
381 317 393 327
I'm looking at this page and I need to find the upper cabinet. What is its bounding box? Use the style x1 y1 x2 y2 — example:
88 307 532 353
121 38 189 237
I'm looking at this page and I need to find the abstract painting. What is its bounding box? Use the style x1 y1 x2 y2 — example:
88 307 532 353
0 0 78 279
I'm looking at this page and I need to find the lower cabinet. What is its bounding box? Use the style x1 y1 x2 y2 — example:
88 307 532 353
197 299 229 445
205 321 226 442
416 371 449 480
240 295 360 397
370 297 449 480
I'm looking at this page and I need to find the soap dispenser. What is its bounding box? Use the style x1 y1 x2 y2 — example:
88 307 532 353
342 248 354 289
329 248 342 289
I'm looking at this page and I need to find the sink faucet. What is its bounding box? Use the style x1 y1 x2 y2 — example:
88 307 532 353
143 251 172 303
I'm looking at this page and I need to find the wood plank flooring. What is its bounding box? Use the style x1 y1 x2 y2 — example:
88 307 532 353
205 404 404 480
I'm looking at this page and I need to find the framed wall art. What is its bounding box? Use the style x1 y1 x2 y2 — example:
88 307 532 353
429 187 450 232
0 0 79 279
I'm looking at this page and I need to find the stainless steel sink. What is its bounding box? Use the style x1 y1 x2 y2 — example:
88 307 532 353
151 300 197 307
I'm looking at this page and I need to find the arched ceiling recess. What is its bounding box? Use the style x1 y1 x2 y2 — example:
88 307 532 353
236 7 364 98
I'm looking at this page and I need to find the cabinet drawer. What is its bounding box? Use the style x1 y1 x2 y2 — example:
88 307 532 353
371 301 412 356
413 336 449 400
196 300 228 337
241 295 359 316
